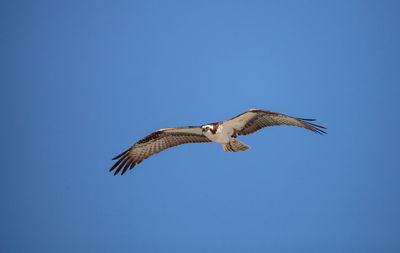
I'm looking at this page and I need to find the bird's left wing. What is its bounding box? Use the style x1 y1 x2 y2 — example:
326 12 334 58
223 108 327 136
109 126 211 175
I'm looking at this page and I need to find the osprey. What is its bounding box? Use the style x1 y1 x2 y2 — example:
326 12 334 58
110 108 326 175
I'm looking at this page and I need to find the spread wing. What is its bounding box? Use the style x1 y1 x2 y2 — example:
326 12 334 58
109 126 211 176
223 109 327 136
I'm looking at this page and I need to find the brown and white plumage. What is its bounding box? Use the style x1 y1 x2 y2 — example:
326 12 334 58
223 109 326 136
110 108 326 175
110 127 211 175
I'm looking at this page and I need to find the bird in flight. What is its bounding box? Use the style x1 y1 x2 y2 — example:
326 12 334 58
110 108 326 175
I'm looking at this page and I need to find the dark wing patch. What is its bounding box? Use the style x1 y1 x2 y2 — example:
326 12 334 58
237 109 327 136
110 127 211 176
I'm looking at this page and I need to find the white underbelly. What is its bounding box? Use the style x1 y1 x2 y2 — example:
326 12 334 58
204 125 233 143
207 133 230 143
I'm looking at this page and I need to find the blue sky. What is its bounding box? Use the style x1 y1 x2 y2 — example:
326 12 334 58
1 1 400 252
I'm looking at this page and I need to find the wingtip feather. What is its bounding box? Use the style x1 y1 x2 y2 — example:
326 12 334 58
112 150 128 160
296 117 327 135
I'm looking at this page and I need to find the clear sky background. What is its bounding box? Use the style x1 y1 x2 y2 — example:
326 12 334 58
1 1 400 252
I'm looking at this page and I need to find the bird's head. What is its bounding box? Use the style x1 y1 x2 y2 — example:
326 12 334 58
202 125 213 133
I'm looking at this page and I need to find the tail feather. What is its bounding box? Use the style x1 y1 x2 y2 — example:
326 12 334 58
222 138 250 152
222 143 234 152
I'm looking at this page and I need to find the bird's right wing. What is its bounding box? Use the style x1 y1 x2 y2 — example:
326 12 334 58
109 126 211 175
